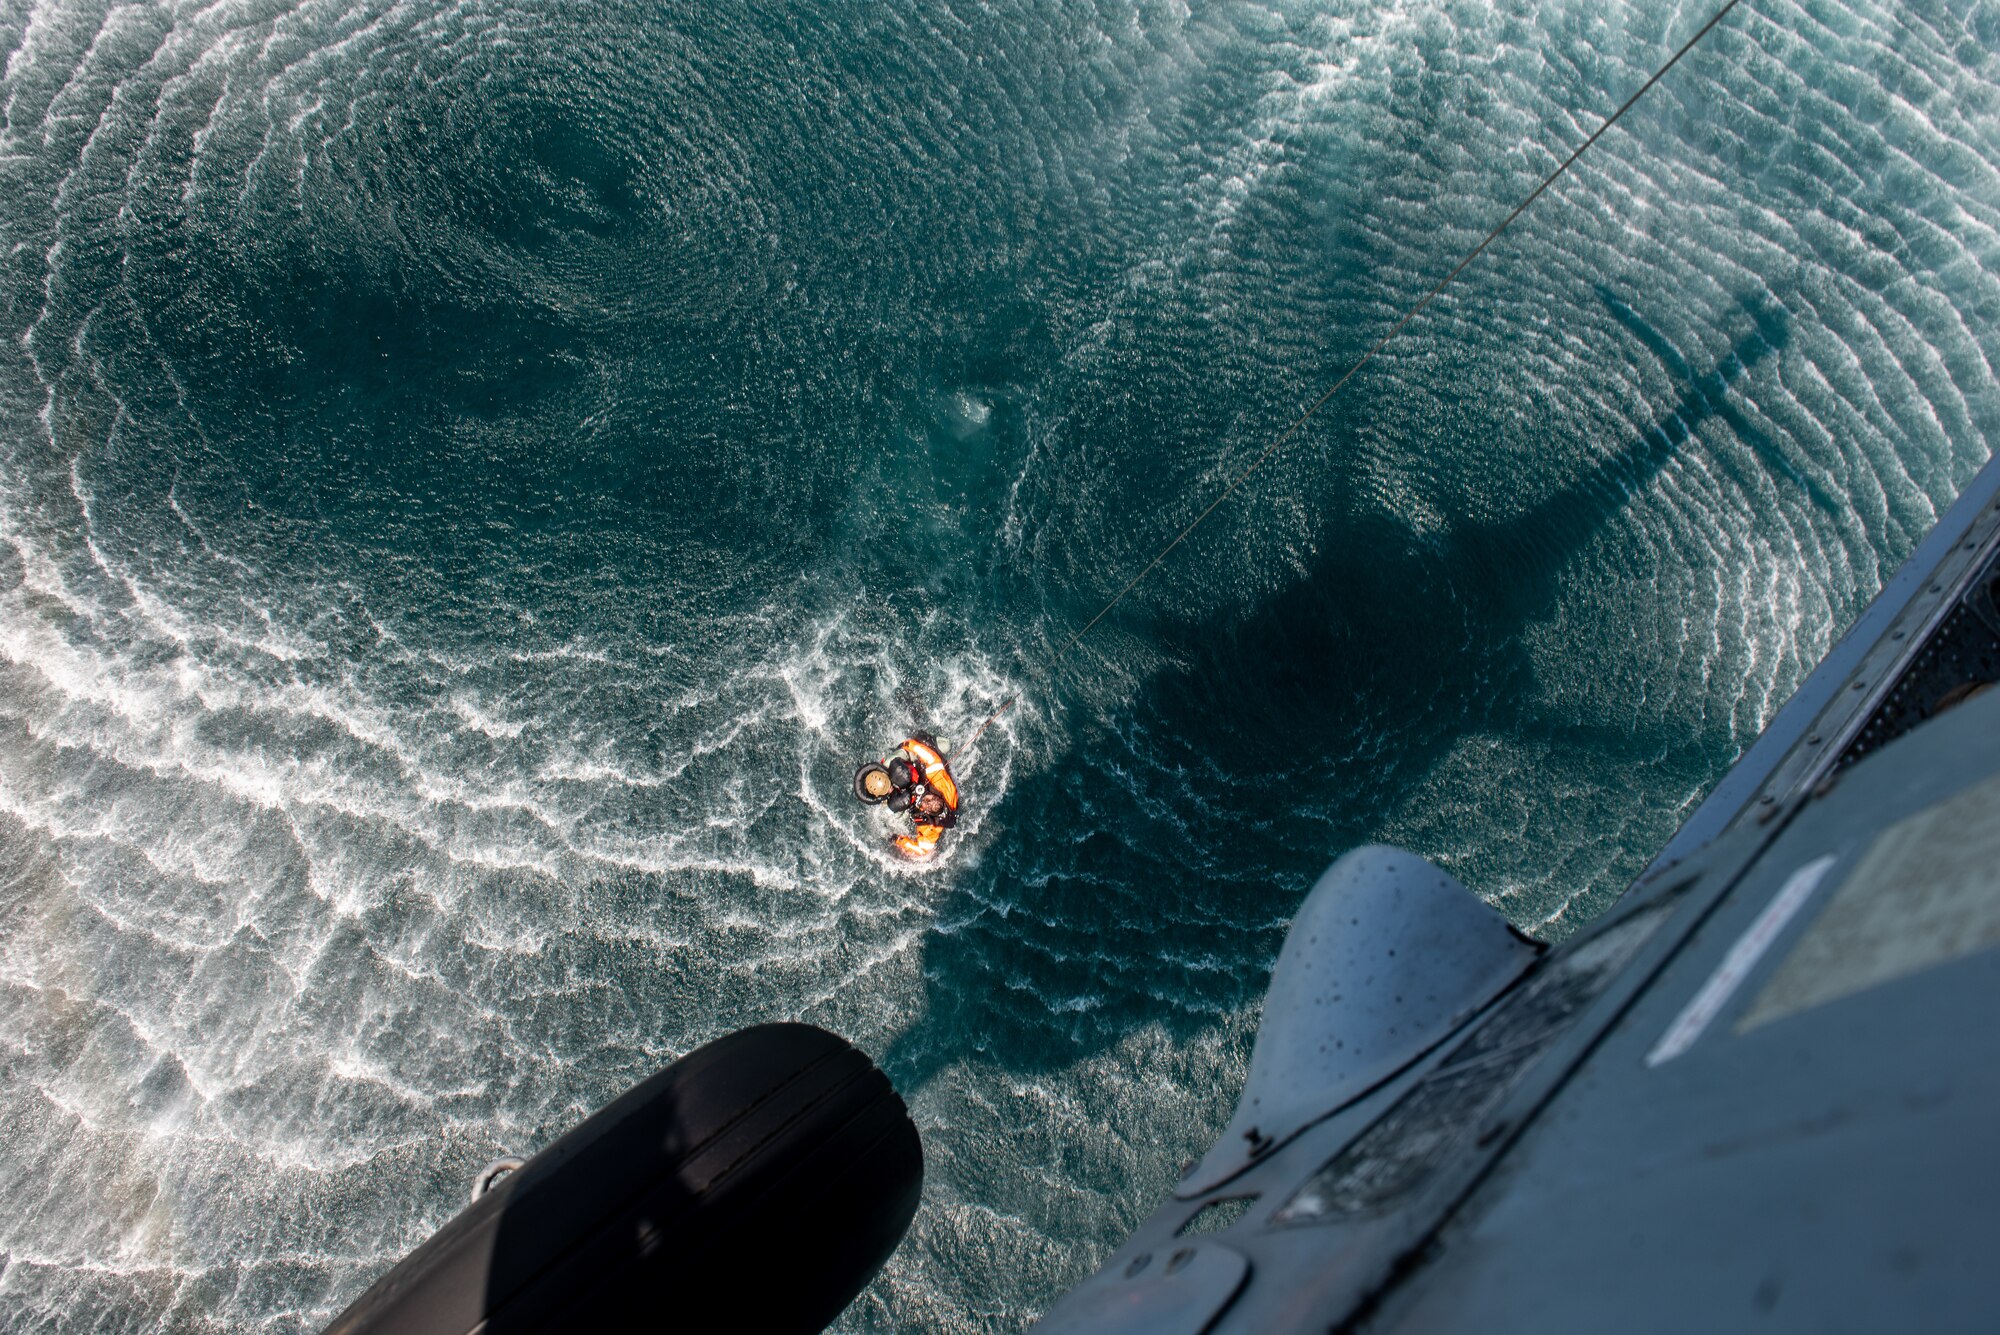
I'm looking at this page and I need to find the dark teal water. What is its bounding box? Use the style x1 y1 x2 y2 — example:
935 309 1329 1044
2 1 1997 1330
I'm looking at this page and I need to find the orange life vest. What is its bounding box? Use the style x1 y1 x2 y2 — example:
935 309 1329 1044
891 737 957 860
894 824 946 860
900 738 958 811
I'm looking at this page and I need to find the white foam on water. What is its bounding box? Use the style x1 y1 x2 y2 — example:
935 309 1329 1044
1 0 1998 1331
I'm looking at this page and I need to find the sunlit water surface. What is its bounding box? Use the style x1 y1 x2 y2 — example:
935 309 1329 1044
1 0 1996 1329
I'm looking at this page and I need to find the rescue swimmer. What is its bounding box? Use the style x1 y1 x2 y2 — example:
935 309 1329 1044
853 732 960 860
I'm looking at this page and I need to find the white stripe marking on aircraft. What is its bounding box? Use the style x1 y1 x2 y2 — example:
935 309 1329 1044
1646 854 1838 1067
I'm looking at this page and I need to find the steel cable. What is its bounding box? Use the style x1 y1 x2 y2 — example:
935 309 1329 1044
958 0 1752 765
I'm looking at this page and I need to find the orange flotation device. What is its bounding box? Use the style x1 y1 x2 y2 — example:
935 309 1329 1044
891 736 958 860
901 737 958 811
894 823 947 860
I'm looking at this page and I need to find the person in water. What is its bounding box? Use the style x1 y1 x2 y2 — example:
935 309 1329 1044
884 733 958 860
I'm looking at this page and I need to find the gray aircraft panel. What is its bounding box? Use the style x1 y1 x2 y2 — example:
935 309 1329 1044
1361 686 2000 1334
1032 449 2000 1335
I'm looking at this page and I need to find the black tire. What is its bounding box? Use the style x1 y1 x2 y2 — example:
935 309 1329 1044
321 1024 923 1335
854 761 893 803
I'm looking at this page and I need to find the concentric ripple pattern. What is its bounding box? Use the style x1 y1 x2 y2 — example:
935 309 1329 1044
0 0 1996 1331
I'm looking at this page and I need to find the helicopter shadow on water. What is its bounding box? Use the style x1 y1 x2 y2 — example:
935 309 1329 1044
876 289 1801 1101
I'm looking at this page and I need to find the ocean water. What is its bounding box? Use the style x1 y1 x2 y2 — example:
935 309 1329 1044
1 0 1996 1329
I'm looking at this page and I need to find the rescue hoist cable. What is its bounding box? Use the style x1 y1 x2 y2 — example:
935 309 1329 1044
957 0 1751 766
